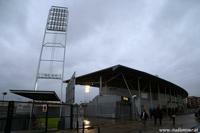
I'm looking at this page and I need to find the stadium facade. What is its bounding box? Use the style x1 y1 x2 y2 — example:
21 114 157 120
65 65 188 119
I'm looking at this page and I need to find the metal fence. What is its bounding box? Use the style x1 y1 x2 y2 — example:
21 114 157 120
0 101 79 133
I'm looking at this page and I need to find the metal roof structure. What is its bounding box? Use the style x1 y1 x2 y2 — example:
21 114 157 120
64 64 188 98
10 90 60 101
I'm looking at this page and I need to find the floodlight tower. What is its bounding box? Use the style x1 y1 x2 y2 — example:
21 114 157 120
34 6 68 102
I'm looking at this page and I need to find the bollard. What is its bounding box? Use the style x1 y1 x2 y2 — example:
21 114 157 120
82 122 85 133
77 120 79 133
172 114 175 126
172 117 175 126
97 127 100 133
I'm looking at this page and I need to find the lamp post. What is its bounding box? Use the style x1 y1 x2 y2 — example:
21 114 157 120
131 95 137 120
2 92 7 101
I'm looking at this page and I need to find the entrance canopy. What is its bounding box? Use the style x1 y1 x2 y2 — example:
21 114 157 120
64 64 188 98
10 90 60 101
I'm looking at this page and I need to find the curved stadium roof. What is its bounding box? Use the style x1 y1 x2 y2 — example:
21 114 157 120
64 65 188 98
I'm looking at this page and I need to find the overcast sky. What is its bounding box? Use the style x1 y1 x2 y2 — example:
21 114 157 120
0 0 200 102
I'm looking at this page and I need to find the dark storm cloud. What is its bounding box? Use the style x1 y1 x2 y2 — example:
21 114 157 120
0 1 30 81
148 0 200 95
0 0 34 100
0 0 29 34
0 0 199 102
67 0 159 69
67 0 200 97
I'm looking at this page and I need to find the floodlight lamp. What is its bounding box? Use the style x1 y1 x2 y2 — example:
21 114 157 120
85 85 90 93
47 7 68 32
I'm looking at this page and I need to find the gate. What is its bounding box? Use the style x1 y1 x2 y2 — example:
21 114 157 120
116 102 131 119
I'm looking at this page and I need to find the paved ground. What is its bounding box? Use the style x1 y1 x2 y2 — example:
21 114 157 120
69 114 200 133
8 113 200 133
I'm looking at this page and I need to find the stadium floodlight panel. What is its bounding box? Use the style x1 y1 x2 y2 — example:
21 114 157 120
47 6 68 32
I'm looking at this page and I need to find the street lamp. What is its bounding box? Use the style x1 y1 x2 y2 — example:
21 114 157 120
2 92 7 101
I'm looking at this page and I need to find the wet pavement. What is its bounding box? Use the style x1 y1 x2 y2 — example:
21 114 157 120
10 113 200 133
71 113 200 133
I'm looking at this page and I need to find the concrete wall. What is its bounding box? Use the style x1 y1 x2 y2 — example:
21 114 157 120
101 87 185 109
85 95 121 118
84 86 186 119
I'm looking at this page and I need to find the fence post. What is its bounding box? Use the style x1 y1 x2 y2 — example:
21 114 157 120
29 101 35 130
77 105 79 133
70 104 74 129
4 101 14 133
45 103 49 132
76 120 79 133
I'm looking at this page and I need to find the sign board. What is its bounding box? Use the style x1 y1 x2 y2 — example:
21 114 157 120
141 93 148 99
42 104 47 112
121 96 130 102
